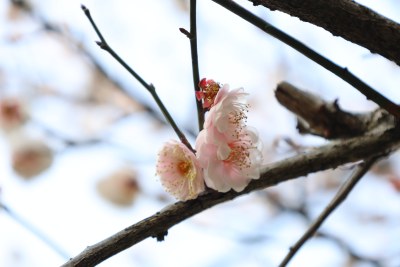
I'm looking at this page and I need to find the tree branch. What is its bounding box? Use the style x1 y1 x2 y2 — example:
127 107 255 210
62 125 399 266
81 5 194 151
248 0 400 66
10 0 198 139
275 82 394 139
179 1 205 132
278 157 377 267
210 0 400 119
263 192 387 265
0 202 69 259
188 0 204 132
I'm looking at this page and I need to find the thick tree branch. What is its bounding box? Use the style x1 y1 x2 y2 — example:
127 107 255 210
248 0 400 66
62 125 400 266
211 0 400 119
275 82 394 139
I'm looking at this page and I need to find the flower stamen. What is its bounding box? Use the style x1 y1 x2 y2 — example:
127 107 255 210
196 78 221 108
224 140 253 171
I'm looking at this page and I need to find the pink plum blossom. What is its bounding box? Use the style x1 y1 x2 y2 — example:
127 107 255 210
156 140 205 201
195 83 263 192
203 84 249 145
196 127 262 192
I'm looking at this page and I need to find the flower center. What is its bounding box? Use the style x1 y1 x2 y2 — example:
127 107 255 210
203 83 220 104
198 78 221 108
224 140 252 170
177 160 190 176
177 158 197 181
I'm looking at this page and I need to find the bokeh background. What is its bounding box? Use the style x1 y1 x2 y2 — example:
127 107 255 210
0 0 400 266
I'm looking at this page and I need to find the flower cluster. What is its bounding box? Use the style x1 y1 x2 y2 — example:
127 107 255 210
156 78 262 201
196 82 263 193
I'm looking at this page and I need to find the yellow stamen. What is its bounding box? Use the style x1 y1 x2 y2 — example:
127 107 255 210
204 83 220 103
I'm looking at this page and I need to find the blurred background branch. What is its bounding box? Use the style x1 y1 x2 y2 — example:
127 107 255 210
0 201 69 260
278 157 378 267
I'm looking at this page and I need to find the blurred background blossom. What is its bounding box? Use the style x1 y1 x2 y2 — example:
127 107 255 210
0 0 400 266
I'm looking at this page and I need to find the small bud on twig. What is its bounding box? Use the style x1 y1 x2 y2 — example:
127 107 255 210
179 27 193 39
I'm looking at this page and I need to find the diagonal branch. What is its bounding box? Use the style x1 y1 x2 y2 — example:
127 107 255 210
278 157 378 267
210 0 400 119
275 82 394 139
81 5 194 151
10 0 201 139
1 202 69 259
248 0 400 66
62 126 400 266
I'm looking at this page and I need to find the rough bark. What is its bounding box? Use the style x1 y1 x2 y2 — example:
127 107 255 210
249 0 400 65
275 82 395 139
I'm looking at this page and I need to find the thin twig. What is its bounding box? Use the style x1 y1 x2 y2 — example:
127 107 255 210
210 0 400 119
179 0 204 131
278 157 378 267
62 127 399 266
0 202 69 260
263 192 384 265
81 5 194 151
11 0 191 138
189 0 204 132
179 0 204 132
